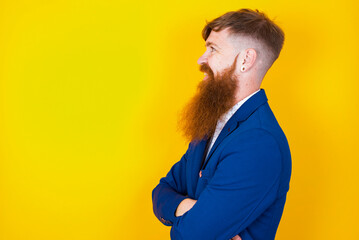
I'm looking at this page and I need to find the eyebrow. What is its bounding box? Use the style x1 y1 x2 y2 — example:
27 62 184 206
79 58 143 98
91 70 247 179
205 41 221 49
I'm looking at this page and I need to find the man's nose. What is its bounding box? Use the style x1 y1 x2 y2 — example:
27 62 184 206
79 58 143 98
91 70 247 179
197 53 207 65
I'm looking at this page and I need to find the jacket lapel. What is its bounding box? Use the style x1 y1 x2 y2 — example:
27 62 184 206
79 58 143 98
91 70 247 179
202 89 268 169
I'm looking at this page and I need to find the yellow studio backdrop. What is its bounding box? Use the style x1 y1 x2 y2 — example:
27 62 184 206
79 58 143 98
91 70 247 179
0 0 358 239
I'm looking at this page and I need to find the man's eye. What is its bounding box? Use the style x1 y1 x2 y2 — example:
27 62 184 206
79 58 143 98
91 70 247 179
210 47 216 52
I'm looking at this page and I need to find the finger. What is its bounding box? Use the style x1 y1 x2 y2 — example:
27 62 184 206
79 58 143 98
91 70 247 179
231 235 242 240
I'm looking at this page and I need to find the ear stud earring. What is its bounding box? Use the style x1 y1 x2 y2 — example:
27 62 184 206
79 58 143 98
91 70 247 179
241 66 246 72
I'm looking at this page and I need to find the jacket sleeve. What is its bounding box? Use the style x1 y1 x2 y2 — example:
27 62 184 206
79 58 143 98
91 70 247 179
170 129 282 240
152 143 191 226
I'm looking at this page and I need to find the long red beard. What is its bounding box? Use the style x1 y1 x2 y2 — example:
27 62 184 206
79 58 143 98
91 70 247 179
178 60 238 142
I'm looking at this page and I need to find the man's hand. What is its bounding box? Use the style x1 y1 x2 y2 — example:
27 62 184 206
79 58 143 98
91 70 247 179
175 198 197 217
230 235 242 240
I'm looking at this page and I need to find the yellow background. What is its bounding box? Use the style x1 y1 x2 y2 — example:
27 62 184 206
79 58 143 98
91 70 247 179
1 0 358 239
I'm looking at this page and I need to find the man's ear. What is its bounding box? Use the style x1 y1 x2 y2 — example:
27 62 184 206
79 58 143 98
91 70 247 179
239 48 257 73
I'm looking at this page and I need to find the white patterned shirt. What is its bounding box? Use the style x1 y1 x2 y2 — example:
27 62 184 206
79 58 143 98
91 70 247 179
205 89 260 161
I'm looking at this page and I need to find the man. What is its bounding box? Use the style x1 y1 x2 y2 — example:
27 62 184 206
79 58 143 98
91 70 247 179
152 9 291 240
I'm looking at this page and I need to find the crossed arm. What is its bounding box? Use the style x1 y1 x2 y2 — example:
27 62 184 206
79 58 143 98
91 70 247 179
152 130 282 240
176 198 241 240
178 198 245 240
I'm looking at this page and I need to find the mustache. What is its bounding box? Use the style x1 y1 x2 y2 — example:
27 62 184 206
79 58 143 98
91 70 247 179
199 63 214 78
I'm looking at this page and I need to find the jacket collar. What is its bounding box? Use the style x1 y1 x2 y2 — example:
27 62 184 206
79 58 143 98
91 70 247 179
231 88 268 123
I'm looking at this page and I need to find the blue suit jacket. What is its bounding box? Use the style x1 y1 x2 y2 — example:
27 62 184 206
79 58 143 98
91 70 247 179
152 89 292 240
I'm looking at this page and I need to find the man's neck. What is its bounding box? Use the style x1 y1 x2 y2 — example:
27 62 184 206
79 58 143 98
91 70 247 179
234 87 260 104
